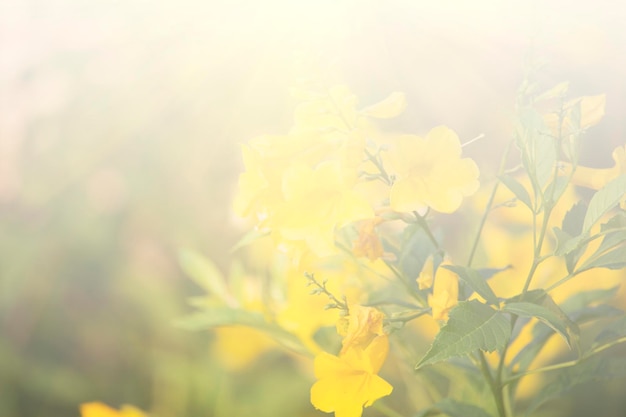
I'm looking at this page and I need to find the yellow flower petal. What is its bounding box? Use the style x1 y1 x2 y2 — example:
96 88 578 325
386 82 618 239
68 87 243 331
387 126 480 214
338 305 385 355
80 403 147 417
311 340 393 417
429 261 459 321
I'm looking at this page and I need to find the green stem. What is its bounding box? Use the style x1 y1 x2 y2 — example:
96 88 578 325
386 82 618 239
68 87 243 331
413 211 444 257
467 139 514 267
476 351 507 417
503 336 626 385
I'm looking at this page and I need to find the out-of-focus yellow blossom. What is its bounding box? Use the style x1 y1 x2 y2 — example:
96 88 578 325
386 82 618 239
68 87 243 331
212 326 278 371
559 145 626 203
352 217 384 261
428 260 459 322
387 126 480 214
233 132 334 220
293 85 360 134
273 160 374 257
416 255 434 290
276 265 339 354
80 402 147 417
337 305 385 354
310 335 392 417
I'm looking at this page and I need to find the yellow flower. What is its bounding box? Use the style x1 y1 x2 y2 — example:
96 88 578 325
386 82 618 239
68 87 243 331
212 326 277 371
387 126 480 214
233 131 334 220
80 402 147 417
273 160 374 256
310 335 393 417
336 305 385 355
428 260 459 322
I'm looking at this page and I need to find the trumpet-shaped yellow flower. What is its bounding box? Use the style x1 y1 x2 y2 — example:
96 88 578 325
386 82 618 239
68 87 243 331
310 335 393 417
80 402 147 417
429 261 459 322
387 126 480 214
233 131 335 220
273 160 374 256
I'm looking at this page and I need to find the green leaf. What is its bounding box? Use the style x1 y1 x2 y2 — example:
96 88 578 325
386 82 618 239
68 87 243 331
569 304 622 325
179 249 233 304
593 314 626 347
561 201 587 237
499 175 533 210
415 301 511 369
524 356 626 416
552 227 586 273
230 227 270 253
442 265 499 305
477 266 511 280
503 302 579 350
593 212 626 256
580 244 626 271
510 287 619 370
560 286 619 312
582 174 626 232
515 107 555 194
434 399 494 417
535 81 569 101
543 175 569 205
509 319 556 371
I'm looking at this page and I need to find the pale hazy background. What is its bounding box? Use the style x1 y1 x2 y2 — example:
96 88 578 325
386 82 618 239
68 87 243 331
1 1 625 416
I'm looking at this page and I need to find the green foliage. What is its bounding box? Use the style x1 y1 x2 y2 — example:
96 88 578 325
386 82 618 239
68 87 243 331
416 301 511 369
443 265 499 305
502 302 578 351
499 175 533 211
582 175 626 232
524 356 626 416
178 249 233 304
415 398 494 417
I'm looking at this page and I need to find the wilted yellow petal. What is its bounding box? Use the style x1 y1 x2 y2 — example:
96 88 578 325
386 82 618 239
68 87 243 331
352 218 384 261
339 305 385 354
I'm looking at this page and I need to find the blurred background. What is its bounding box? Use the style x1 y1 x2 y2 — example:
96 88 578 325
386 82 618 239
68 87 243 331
1 1 625 416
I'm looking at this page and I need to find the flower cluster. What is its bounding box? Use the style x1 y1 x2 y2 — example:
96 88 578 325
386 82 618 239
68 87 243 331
173 80 625 417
